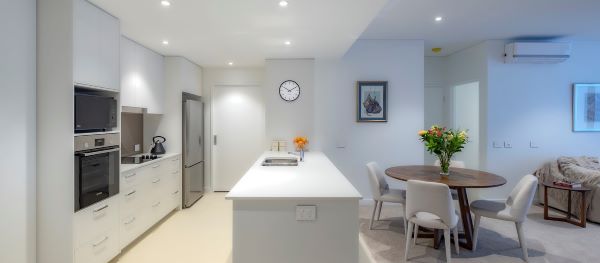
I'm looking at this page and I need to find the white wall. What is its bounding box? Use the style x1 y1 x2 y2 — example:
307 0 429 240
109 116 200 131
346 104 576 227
265 59 315 148
150 57 202 155
203 68 264 190
37 0 75 262
315 40 425 197
0 0 36 262
424 57 447 165
485 40 600 198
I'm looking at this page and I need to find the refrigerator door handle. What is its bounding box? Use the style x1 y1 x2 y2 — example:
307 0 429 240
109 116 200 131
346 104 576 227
214 135 217 146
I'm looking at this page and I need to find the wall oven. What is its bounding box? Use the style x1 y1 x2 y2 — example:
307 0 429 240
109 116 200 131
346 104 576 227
74 133 120 211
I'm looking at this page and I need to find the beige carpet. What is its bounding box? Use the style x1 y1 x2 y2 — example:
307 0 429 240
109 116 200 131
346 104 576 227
359 203 600 263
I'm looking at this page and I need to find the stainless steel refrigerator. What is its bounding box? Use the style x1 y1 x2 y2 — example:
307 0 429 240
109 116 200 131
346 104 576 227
182 94 204 208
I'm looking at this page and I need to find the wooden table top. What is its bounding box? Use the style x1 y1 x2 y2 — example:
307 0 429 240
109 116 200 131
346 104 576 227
385 165 507 189
542 182 592 192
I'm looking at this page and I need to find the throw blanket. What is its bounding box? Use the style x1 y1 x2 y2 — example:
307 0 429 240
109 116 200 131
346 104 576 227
533 156 600 217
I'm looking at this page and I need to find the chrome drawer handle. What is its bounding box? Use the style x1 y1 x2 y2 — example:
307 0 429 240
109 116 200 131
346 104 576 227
172 171 179 174
152 201 161 207
152 164 160 168
92 236 109 247
172 190 179 195
171 158 180 162
125 190 136 197
124 173 136 178
152 178 161 184
124 217 136 225
93 205 109 213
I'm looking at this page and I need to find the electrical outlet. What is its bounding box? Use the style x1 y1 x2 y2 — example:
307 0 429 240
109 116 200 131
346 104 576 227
503 141 512 148
296 205 317 221
134 144 140 151
530 141 539 148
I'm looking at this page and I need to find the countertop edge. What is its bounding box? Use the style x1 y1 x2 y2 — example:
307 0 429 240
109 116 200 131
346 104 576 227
120 152 181 173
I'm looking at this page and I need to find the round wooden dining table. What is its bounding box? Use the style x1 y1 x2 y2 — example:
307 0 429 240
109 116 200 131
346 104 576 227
385 165 506 251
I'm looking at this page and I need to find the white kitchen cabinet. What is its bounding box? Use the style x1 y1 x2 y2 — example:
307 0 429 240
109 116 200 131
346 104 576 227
73 196 120 263
121 37 165 113
73 0 120 91
118 155 181 250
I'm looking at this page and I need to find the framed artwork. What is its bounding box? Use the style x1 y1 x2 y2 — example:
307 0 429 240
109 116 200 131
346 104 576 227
573 83 600 131
357 81 387 122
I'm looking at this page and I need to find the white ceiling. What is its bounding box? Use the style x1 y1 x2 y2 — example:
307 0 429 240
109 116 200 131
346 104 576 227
360 0 600 56
91 0 387 67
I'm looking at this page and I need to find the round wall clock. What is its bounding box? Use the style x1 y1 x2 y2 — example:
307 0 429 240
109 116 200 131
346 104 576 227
279 80 300 102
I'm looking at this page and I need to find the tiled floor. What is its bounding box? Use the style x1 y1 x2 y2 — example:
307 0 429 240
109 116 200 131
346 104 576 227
111 192 233 263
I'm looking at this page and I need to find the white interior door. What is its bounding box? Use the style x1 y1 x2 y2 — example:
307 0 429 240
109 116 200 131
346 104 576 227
212 85 265 191
453 82 479 169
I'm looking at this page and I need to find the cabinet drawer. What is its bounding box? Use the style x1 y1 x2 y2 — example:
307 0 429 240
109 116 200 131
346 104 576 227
121 169 143 189
74 197 118 246
169 156 181 173
74 228 119 263
119 212 145 249
120 185 146 214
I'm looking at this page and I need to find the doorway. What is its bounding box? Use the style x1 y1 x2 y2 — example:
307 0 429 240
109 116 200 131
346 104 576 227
452 82 479 169
211 85 265 191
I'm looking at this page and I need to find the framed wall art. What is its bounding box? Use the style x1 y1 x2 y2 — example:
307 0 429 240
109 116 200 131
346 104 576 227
573 83 600 131
357 81 387 122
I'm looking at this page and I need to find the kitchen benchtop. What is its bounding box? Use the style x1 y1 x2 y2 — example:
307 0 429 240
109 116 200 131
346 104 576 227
225 151 362 200
120 152 181 173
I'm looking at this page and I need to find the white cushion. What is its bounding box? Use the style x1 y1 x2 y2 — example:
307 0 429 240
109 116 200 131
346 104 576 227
379 188 406 204
471 200 516 222
409 211 458 230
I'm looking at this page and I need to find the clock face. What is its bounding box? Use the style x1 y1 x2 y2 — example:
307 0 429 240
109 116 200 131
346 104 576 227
279 80 300 102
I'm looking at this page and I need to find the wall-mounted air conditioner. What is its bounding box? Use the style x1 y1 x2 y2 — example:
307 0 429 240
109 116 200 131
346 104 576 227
504 42 571 64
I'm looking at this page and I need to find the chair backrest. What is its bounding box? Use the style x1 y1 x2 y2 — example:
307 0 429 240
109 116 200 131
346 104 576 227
506 174 539 222
434 160 466 168
405 180 458 227
366 162 389 200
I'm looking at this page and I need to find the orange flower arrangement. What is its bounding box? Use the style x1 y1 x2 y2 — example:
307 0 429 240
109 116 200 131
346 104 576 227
293 136 308 151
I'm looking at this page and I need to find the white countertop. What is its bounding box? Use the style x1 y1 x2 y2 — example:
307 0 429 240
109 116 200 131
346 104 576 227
121 152 181 173
225 151 362 200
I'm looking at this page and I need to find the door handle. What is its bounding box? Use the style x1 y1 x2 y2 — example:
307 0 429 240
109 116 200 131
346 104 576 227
199 135 202 146
214 135 217 146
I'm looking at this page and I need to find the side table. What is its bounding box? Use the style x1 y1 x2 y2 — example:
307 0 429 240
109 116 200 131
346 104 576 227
543 182 591 228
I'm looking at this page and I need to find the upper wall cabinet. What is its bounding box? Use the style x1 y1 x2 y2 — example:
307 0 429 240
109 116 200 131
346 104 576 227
74 0 120 91
121 37 165 114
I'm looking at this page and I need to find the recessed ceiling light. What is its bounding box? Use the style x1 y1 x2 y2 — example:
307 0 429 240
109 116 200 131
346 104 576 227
435 16 443 22
162 40 169 45
228 62 234 66
284 41 291 46
279 1 288 7
161 1 171 7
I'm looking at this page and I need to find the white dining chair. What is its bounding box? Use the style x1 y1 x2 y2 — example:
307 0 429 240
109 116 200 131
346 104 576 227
366 162 407 230
405 180 459 263
471 174 538 262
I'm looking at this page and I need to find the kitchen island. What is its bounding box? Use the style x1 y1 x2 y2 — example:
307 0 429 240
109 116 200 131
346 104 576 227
226 151 362 263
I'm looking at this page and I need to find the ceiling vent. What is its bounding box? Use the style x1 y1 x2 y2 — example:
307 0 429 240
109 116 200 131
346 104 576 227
505 42 571 64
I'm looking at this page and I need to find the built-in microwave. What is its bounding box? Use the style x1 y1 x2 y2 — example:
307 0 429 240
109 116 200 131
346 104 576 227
74 133 120 211
74 92 117 133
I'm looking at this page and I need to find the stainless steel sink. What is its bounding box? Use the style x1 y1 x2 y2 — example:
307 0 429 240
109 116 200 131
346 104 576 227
261 157 298 166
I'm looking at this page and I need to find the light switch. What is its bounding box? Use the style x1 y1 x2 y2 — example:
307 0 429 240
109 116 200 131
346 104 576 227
296 205 317 221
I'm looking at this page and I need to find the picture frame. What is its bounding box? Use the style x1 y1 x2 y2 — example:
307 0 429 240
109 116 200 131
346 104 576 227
357 81 387 122
573 83 600 132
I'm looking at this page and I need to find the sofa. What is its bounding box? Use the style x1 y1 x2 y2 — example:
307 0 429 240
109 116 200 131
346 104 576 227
533 156 600 223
